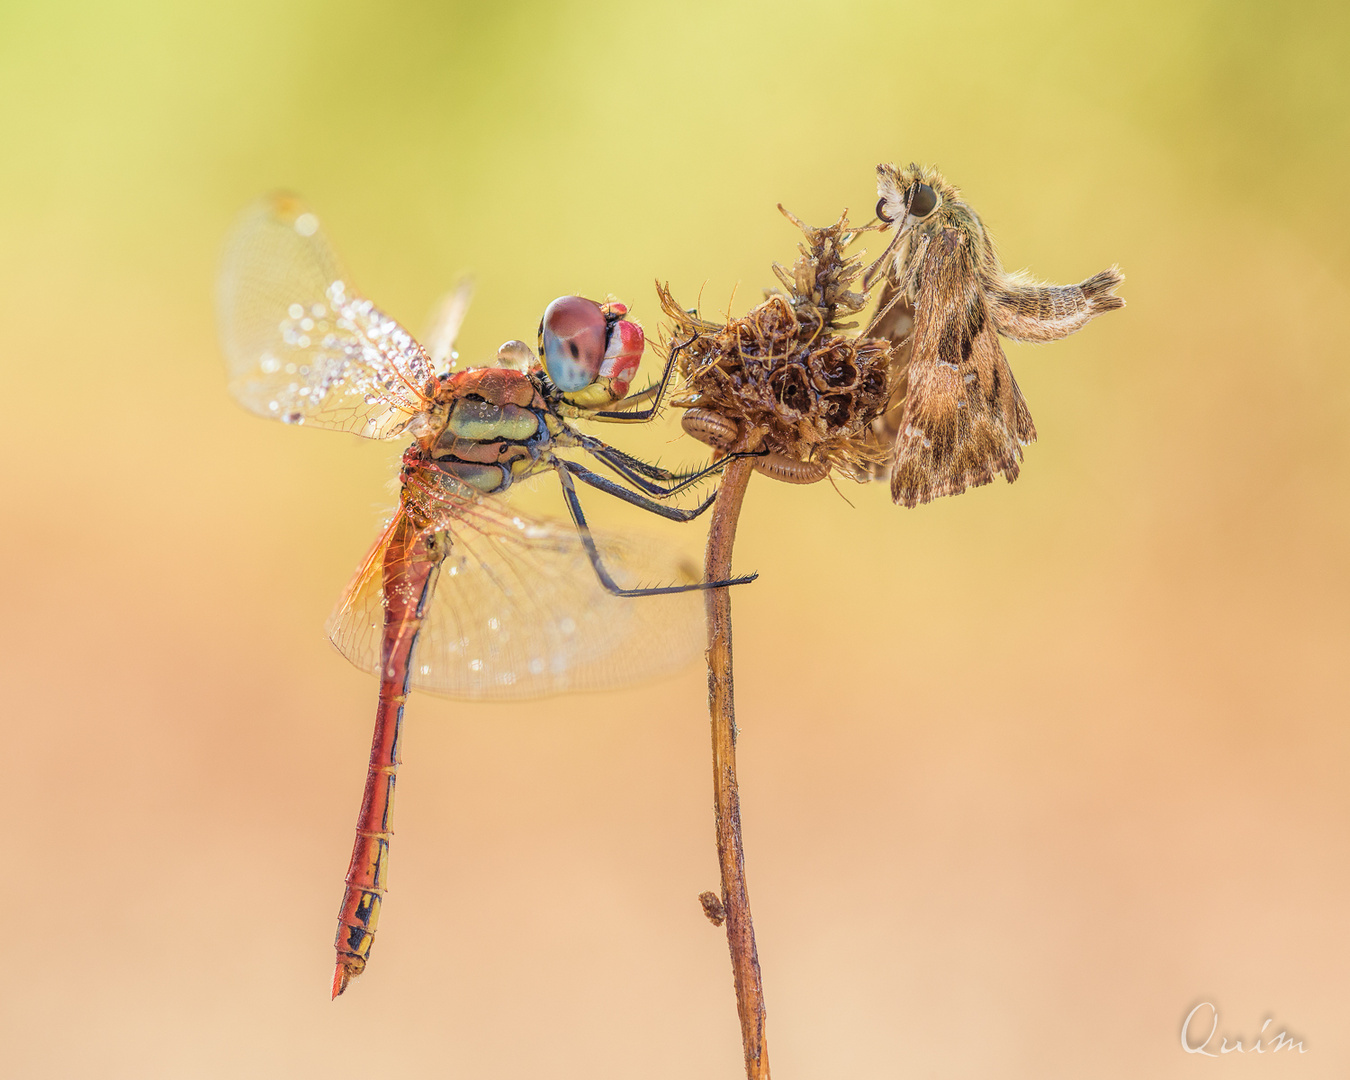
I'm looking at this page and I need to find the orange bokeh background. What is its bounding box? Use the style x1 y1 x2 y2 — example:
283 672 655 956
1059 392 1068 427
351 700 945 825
2 1 1348 1075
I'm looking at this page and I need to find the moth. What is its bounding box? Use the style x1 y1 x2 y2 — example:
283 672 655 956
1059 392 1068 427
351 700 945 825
863 163 1124 508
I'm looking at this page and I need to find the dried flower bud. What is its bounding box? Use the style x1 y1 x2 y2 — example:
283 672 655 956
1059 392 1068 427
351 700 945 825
662 207 895 483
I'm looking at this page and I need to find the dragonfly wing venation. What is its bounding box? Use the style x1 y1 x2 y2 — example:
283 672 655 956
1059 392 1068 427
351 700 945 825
423 278 475 372
327 474 705 700
217 193 437 439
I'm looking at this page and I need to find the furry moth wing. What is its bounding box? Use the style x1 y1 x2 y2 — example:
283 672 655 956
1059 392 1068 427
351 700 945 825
889 228 1035 508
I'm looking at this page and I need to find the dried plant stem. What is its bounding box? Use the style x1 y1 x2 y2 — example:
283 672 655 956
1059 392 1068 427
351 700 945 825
704 455 770 1080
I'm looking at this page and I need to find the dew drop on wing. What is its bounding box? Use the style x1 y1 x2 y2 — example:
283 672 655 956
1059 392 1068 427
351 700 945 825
283 411 304 424
288 303 305 319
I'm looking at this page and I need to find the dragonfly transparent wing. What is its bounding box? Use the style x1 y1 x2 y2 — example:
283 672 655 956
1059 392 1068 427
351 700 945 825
423 278 475 373
217 192 437 438
327 470 706 701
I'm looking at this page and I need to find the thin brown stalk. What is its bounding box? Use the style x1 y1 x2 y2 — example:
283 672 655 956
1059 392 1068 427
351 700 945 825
703 455 769 1080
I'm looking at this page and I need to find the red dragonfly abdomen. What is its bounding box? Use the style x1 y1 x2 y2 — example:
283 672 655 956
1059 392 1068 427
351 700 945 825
332 512 444 997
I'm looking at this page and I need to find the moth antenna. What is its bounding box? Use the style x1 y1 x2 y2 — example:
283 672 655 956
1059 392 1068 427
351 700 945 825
863 180 921 290
864 289 904 339
864 232 925 336
862 225 909 290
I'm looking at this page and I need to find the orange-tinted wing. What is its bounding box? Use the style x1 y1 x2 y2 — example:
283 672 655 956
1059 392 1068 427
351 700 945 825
217 193 437 439
328 468 705 701
890 229 1035 507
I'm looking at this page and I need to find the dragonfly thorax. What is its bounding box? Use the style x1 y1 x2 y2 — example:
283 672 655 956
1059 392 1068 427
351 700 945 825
423 366 555 493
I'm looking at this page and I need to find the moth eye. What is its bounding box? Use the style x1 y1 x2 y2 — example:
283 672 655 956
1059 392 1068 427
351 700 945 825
907 183 938 218
875 197 893 225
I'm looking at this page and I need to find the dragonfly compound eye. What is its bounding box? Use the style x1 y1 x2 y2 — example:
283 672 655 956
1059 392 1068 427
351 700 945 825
907 182 938 218
540 295 607 391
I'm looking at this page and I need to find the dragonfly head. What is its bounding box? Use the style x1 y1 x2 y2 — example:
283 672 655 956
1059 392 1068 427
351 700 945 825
539 295 644 409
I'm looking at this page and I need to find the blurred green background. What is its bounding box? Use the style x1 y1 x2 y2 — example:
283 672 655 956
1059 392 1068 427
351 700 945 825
3 0 1348 1076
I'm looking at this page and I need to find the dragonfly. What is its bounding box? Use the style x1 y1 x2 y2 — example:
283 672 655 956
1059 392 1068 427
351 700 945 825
217 193 755 998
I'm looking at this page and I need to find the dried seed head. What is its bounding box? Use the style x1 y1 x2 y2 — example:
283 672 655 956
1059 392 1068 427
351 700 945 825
663 207 895 482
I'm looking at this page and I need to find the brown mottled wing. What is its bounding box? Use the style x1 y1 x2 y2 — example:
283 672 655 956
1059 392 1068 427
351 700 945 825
890 229 1035 508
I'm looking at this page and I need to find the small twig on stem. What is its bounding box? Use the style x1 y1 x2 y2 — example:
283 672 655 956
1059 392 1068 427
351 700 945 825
703 455 770 1080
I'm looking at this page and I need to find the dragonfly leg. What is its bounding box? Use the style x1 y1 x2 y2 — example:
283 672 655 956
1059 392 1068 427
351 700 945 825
553 465 757 596
581 334 693 423
575 433 768 498
559 459 723 521
601 380 661 412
